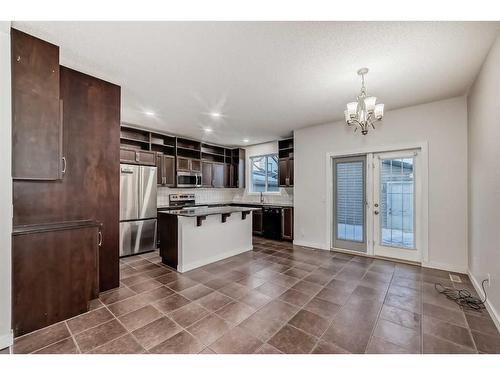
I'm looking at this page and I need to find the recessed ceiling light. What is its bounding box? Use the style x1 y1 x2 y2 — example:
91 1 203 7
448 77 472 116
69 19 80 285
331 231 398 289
243 139 249 143
144 111 155 116
210 112 222 118
204 128 213 133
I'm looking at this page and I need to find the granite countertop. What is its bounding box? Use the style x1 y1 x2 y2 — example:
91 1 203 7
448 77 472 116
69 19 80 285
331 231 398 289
157 202 233 210
231 202 294 208
158 206 261 217
158 202 293 210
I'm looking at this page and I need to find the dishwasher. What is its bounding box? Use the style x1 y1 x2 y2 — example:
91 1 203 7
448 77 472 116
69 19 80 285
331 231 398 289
262 206 282 240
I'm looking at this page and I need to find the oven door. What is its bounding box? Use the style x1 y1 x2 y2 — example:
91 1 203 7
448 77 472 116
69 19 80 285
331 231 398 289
177 172 200 188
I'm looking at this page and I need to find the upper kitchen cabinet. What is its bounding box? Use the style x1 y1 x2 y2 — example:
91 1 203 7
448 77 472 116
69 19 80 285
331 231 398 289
202 161 224 188
119 126 156 166
120 148 156 166
278 138 294 187
11 28 63 180
157 154 175 186
231 148 246 188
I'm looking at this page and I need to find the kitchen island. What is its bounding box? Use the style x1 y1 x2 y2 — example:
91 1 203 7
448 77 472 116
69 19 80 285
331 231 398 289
158 206 260 272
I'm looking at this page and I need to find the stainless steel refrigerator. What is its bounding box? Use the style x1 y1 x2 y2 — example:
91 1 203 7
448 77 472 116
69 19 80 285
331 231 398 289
119 164 157 257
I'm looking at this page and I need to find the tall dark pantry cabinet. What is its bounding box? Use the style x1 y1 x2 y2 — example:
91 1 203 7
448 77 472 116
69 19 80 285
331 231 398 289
11 29 120 337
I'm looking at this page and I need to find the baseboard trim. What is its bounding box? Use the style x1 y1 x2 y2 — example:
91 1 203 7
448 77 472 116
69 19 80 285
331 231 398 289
421 260 467 274
178 245 253 273
468 271 500 334
0 331 13 350
293 240 329 251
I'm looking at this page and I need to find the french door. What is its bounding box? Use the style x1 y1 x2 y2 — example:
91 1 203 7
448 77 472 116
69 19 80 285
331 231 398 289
332 156 367 253
373 150 421 262
332 149 421 262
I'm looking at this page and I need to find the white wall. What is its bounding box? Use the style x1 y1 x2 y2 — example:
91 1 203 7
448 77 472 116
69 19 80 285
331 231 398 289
467 35 500 327
294 96 468 272
0 22 12 349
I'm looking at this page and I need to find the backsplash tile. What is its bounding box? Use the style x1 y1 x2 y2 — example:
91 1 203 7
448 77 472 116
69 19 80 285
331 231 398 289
233 188 294 206
157 187 293 207
157 188 241 207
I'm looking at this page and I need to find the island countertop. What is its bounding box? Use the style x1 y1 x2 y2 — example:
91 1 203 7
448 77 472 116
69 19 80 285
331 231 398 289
158 205 261 217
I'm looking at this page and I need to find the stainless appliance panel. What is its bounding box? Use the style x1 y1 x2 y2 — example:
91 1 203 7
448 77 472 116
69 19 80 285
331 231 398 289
139 166 157 219
119 219 157 257
120 164 140 221
176 171 202 188
136 219 157 253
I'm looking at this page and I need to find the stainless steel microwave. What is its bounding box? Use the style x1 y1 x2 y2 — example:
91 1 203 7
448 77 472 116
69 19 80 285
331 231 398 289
176 171 202 188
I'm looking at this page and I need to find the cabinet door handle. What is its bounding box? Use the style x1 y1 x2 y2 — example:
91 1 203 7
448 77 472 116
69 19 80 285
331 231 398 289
135 153 140 162
98 231 103 247
61 156 67 174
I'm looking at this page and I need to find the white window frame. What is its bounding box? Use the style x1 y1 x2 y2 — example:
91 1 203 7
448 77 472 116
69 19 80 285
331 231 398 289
248 153 280 194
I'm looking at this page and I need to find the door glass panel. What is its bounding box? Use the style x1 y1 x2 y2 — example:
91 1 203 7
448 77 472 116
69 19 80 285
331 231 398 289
379 157 415 248
336 161 364 242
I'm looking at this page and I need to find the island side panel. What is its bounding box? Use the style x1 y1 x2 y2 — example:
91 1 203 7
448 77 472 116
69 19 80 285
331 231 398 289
158 213 178 269
178 212 253 272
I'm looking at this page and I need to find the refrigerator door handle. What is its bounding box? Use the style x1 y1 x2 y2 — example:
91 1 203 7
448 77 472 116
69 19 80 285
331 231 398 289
138 167 143 218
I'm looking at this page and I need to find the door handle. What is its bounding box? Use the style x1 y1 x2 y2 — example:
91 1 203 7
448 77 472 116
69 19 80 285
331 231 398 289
61 156 67 174
374 210 379 215
98 231 103 246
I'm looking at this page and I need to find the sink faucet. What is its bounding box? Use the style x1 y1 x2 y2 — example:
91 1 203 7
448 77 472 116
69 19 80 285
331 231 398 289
260 192 264 204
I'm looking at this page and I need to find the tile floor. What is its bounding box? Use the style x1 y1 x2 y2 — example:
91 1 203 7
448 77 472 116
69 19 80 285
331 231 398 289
11 237 500 354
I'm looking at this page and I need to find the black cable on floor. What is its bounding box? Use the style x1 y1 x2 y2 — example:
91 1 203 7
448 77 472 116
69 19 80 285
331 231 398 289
434 279 488 311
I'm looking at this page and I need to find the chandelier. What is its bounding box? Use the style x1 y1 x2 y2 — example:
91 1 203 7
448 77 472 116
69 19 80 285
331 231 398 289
344 68 384 135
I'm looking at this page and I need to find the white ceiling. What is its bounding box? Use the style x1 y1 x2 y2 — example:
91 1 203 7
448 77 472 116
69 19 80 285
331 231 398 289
13 21 500 146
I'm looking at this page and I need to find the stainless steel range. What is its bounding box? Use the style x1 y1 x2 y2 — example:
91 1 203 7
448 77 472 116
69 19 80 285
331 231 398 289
168 193 196 209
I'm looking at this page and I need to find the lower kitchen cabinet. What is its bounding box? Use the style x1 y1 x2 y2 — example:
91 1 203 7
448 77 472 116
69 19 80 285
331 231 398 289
252 208 263 235
281 207 293 240
12 220 101 337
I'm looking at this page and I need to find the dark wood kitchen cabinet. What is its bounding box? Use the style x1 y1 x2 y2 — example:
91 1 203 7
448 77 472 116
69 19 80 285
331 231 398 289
252 208 263 235
157 154 175 186
11 28 63 180
120 148 155 166
231 148 246 188
202 161 224 188
191 159 201 172
11 30 121 337
177 157 201 172
224 163 233 187
279 157 294 187
202 161 213 187
213 163 224 188
278 138 294 187
12 221 101 337
281 207 293 240
13 66 121 294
